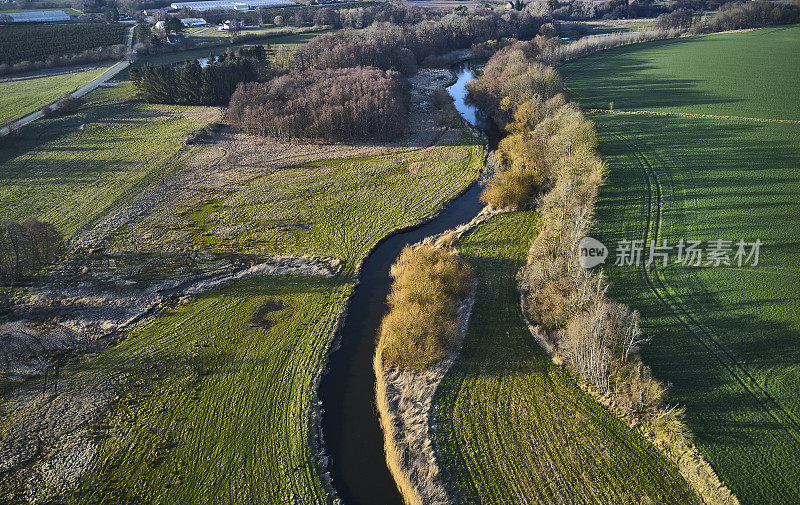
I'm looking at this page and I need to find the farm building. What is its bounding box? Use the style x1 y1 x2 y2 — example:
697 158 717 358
170 0 296 11
1 10 72 22
218 18 244 30
180 17 208 26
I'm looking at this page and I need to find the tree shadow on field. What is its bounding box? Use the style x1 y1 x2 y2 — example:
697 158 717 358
562 37 736 112
590 112 800 503
0 97 175 169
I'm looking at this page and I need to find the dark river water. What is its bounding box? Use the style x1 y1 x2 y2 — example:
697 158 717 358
318 62 496 505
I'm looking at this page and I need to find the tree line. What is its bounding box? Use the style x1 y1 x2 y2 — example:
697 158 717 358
226 66 409 143
129 46 270 105
472 40 671 423
295 9 546 74
704 0 800 32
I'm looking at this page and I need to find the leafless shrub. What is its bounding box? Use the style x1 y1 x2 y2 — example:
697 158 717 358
379 244 473 370
54 95 83 115
0 218 63 287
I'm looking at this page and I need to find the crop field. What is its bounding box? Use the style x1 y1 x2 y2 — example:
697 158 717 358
0 64 114 124
0 83 217 237
561 26 800 121
111 136 484 271
433 212 699 505
562 27 800 504
0 22 127 66
68 275 351 504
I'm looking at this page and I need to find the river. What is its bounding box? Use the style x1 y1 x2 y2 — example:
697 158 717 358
318 62 496 505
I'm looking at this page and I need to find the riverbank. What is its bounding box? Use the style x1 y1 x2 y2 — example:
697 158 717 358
318 62 494 505
431 211 703 505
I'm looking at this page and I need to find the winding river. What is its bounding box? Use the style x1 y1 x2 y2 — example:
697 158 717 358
318 63 496 505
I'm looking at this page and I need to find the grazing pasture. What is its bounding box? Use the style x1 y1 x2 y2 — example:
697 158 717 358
562 26 800 504
0 65 114 124
0 23 127 66
433 212 700 505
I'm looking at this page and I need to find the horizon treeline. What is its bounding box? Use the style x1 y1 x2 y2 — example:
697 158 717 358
226 66 409 142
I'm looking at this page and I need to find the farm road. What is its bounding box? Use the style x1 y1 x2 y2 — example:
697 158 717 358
0 59 130 137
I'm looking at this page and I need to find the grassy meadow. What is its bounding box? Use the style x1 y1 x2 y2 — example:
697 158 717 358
562 27 800 504
69 275 350 504
0 65 115 124
110 137 484 271
0 72 484 501
433 212 700 505
0 83 215 237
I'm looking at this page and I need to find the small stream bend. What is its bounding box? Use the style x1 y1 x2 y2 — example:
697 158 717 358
318 63 495 505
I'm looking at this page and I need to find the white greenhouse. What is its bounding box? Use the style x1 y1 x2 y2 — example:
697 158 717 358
170 0 297 11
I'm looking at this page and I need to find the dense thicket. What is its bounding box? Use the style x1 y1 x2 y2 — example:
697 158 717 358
296 9 545 74
467 38 562 126
378 244 473 370
654 8 700 30
0 219 62 287
0 23 127 67
226 66 409 142
130 47 269 105
705 0 800 31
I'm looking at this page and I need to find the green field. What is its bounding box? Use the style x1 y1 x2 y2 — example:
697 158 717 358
562 26 800 121
0 65 114 124
0 83 215 237
190 25 311 40
562 27 800 504
70 275 350 504
133 30 326 69
432 212 700 505
110 138 484 270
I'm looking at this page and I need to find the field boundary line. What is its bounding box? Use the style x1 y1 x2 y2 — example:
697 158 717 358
589 109 800 124
603 126 800 450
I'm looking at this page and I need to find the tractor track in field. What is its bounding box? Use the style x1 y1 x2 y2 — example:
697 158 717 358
605 127 800 450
